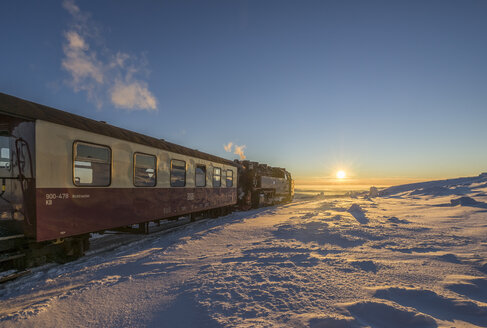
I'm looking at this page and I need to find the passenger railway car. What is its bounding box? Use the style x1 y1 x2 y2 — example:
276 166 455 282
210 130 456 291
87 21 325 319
0 92 237 263
0 92 293 269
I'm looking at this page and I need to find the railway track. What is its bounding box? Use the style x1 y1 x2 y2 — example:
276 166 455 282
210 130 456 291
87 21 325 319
0 214 212 284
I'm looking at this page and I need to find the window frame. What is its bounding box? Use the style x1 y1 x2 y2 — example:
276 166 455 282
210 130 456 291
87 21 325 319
195 164 206 187
226 169 233 187
133 152 157 187
170 159 186 187
212 167 221 187
0 135 11 172
72 140 112 187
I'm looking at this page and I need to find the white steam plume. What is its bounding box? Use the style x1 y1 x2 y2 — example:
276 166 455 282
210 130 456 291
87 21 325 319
224 142 233 152
224 142 246 159
233 144 247 160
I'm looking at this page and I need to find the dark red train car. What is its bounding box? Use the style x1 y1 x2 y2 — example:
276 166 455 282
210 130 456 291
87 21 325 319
0 93 237 259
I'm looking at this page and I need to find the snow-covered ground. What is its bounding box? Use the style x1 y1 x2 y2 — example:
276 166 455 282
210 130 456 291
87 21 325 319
1 175 487 327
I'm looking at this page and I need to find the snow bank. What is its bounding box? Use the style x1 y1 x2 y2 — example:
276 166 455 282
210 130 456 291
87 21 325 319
450 196 487 208
381 173 487 196
346 300 437 328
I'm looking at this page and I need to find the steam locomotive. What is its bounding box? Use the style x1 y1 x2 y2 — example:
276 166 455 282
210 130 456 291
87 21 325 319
0 92 293 270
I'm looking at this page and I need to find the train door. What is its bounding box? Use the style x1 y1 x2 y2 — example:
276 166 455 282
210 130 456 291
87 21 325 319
0 116 36 236
0 128 19 234
0 131 13 216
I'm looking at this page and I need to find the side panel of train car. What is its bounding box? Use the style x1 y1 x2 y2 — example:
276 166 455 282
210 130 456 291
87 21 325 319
35 120 237 242
260 176 290 196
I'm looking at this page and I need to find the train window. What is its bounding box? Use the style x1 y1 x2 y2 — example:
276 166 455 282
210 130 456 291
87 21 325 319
226 170 233 187
195 165 206 187
0 135 10 171
73 141 111 186
170 159 186 187
213 167 221 187
134 153 156 187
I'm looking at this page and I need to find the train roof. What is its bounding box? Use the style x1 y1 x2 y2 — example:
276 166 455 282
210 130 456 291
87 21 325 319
0 92 237 167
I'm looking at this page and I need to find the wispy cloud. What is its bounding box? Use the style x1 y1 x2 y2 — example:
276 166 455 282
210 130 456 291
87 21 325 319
61 0 157 111
110 79 157 110
62 30 104 106
63 0 81 16
224 142 246 160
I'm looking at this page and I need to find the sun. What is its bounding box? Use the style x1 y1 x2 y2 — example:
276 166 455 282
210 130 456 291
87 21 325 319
336 170 346 179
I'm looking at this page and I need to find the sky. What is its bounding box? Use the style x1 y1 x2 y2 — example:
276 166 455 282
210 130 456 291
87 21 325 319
1 0 486 185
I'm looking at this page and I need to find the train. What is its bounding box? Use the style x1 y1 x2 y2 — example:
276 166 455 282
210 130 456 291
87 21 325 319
0 92 293 271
